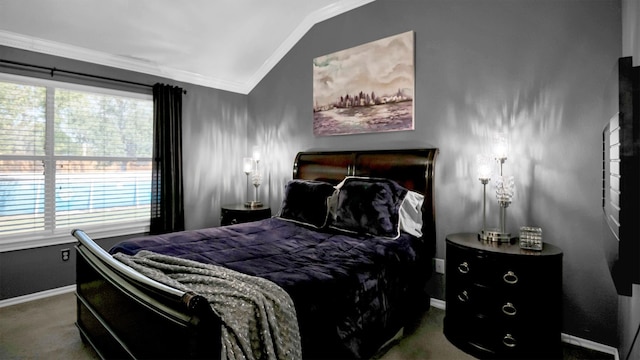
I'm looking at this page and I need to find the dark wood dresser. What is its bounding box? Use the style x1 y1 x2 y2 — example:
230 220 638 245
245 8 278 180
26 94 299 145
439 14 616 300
220 204 271 226
444 233 563 359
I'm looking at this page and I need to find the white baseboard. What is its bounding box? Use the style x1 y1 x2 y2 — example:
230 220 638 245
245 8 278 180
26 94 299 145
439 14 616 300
562 333 620 360
0 284 75 308
430 298 620 360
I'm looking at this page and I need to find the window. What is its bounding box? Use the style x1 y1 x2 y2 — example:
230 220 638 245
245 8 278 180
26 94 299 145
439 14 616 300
0 73 153 251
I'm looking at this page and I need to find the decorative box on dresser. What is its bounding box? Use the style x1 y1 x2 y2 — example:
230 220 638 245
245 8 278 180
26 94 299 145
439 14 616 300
443 233 563 359
220 204 271 226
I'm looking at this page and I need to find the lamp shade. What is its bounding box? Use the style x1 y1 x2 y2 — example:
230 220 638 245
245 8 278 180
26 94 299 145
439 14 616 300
476 154 492 181
243 157 253 174
252 146 261 162
493 133 509 160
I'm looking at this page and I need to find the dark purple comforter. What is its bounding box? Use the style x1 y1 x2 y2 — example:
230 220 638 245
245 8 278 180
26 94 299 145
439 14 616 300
110 217 431 359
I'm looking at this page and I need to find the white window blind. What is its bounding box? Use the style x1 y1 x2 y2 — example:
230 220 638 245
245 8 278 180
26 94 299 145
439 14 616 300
0 74 153 249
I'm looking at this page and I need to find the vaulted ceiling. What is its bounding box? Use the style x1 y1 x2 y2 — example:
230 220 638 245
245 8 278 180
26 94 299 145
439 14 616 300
0 0 373 94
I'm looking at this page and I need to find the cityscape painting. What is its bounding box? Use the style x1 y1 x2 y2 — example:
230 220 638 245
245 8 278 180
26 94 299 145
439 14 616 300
313 31 415 136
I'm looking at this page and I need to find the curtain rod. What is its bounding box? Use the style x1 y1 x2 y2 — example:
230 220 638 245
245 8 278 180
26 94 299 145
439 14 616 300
0 59 186 94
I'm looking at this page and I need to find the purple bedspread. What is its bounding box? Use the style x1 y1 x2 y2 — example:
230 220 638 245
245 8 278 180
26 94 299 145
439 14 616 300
110 217 431 359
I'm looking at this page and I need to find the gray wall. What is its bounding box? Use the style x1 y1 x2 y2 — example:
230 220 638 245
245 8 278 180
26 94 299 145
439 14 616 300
248 0 621 347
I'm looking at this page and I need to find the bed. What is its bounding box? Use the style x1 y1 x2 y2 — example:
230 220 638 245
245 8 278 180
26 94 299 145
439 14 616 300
73 148 438 359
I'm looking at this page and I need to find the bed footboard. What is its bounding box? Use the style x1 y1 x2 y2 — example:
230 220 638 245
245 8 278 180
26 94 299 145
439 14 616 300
73 229 222 359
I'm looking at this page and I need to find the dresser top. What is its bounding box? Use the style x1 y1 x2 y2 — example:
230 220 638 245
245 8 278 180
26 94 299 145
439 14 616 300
446 232 563 257
221 204 271 212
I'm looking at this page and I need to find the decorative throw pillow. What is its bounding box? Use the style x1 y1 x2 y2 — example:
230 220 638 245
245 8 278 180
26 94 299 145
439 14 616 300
328 177 408 239
399 190 424 237
277 179 335 228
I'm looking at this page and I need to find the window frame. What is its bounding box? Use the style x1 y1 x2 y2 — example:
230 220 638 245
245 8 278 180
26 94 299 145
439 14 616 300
0 72 152 252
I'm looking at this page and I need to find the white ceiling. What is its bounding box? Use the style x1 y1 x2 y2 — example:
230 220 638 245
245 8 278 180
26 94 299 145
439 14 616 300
0 0 373 94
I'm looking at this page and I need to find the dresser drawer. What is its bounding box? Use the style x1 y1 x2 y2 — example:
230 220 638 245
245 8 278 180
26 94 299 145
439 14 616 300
447 282 538 321
447 241 548 290
444 233 563 359
465 316 541 357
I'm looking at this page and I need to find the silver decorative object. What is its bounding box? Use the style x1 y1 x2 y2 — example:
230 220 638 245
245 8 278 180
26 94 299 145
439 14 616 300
520 226 543 251
487 175 515 243
249 171 263 208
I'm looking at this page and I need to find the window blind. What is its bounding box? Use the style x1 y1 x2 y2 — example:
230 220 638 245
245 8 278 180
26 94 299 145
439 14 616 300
0 75 153 242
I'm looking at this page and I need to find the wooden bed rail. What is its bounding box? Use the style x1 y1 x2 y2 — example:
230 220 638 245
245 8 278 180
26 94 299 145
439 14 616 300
72 229 187 301
72 228 222 359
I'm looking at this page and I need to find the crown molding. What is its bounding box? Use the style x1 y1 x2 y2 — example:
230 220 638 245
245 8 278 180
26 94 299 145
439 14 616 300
247 0 375 92
0 0 374 95
0 29 249 93
0 30 159 72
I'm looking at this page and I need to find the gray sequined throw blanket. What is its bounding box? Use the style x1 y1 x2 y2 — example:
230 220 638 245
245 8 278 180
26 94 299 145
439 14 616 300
113 250 302 360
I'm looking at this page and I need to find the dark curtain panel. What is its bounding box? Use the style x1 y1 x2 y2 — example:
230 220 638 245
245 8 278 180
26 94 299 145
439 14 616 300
150 83 185 234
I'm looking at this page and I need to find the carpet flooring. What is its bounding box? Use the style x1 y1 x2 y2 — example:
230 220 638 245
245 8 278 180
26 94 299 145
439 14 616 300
0 291 614 359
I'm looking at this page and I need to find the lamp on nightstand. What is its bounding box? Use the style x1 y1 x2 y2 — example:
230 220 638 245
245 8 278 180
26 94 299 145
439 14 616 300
477 132 515 243
243 157 253 206
477 154 492 241
485 132 514 243
245 146 263 208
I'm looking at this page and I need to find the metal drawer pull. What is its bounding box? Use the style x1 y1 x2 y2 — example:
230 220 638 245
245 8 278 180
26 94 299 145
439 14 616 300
458 262 470 274
457 290 469 303
502 302 517 316
503 271 518 284
502 333 517 348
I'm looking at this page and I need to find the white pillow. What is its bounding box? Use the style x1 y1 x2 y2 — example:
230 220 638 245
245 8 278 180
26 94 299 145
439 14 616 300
399 190 424 237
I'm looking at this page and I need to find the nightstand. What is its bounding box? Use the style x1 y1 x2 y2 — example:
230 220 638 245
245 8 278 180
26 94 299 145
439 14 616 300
443 233 563 359
220 204 271 226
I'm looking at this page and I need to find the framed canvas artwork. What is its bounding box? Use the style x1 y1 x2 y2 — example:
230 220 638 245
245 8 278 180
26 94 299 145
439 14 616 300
313 31 415 136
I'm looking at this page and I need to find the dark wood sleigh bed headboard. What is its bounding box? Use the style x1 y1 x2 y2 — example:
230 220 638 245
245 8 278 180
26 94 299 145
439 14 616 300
293 148 439 244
